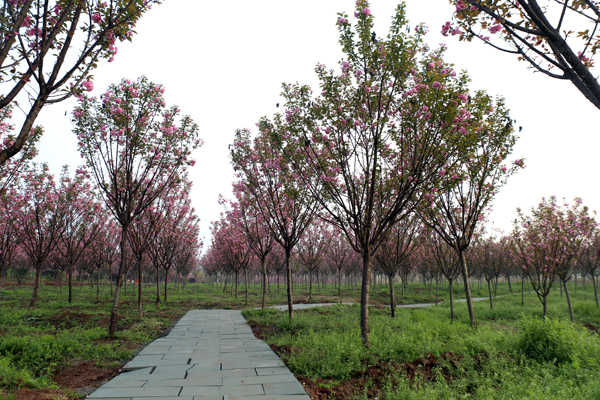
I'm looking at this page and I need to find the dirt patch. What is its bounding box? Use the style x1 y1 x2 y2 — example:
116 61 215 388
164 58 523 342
53 359 124 395
584 323 599 333
10 388 77 400
294 353 465 400
247 320 278 340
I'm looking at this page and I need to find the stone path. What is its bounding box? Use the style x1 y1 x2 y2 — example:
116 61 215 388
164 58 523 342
88 310 310 400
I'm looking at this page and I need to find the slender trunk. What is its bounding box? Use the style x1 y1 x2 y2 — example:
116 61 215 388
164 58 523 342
138 258 143 319
109 227 128 337
164 269 168 303
389 274 396 318
244 268 248 307
593 275 599 307
543 293 548 318
156 267 161 310
435 277 439 305
400 277 405 301
285 248 294 322
563 279 575 322
449 278 454 322
507 275 512 293
261 257 267 309
487 278 493 309
522 274 525 306
338 267 342 296
360 251 371 348
493 276 498 297
29 265 42 310
234 270 238 300
68 262 73 303
574 274 577 294
458 250 476 326
97 265 100 301
110 264 113 296
308 269 313 300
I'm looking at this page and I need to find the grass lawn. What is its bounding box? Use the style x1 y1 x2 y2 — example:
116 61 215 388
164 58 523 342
0 277 598 399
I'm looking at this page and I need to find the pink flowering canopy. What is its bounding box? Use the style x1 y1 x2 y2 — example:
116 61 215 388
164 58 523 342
0 0 161 166
73 76 202 228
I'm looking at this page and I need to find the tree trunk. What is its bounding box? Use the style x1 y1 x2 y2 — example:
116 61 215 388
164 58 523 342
388 274 396 318
449 278 454 321
234 270 238 300
308 269 313 300
521 274 525 306
29 265 42 310
593 275 599 307
435 277 439 305
338 267 342 296
285 248 294 322
563 279 575 322
68 262 73 303
138 258 143 319
164 270 169 303
507 275 512 293
244 268 248 307
360 251 371 348
458 250 476 326
156 267 161 311
261 257 267 309
487 278 493 309
543 293 548 318
97 265 100 301
109 227 129 337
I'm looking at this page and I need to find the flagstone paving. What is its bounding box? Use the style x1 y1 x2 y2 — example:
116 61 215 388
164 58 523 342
88 310 310 400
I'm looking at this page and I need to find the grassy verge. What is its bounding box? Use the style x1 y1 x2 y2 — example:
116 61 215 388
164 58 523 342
243 289 600 400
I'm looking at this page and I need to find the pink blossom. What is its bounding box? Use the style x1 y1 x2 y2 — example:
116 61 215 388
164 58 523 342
92 13 103 24
489 24 502 34
81 81 94 91
338 17 348 24
456 1 467 11
441 21 451 36
362 8 371 16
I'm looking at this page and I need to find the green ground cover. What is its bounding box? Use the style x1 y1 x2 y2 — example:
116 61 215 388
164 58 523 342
1 277 598 399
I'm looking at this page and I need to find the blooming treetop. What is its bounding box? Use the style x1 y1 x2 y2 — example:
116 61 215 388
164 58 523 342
0 0 161 166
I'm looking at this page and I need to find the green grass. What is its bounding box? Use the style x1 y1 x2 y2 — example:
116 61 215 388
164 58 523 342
243 288 600 399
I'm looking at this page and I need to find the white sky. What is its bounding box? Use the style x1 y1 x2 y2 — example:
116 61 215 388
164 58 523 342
32 1 600 248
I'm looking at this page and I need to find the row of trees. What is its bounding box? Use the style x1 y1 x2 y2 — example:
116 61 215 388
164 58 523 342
0 161 202 314
204 1 597 348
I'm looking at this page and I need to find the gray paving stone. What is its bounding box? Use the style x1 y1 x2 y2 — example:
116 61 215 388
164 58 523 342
256 367 293 376
263 381 307 395
88 387 181 397
179 386 222 396
88 310 307 400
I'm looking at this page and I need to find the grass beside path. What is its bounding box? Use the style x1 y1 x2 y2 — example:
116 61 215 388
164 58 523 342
243 289 600 400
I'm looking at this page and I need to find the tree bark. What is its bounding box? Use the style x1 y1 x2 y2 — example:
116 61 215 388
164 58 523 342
563 279 574 322
68 262 73 303
261 257 267 309
487 278 493 309
388 274 396 318
109 227 128 336
29 265 42 310
138 258 143 319
458 250 476 326
449 278 454 321
360 251 372 348
285 248 294 322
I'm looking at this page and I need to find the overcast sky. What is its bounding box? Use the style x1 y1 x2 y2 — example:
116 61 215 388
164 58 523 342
32 1 599 248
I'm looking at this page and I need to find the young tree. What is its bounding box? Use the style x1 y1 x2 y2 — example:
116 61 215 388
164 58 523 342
513 196 595 319
445 0 600 110
231 127 318 322
229 196 275 309
12 163 65 309
0 0 161 166
273 1 514 344
73 76 201 336
375 215 421 317
296 219 331 301
579 227 600 307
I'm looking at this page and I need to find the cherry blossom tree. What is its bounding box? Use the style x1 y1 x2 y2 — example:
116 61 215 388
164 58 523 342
73 76 201 336
375 215 421 317
513 196 595 320
427 230 462 320
54 165 104 303
228 196 275 309
445 1 600 110
326 226 354 296
0 190 21 287
11 163 65 309
297 219 331 301
271 1 516 344
579 226 600 307
0 0 161 166
231 127 318 321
